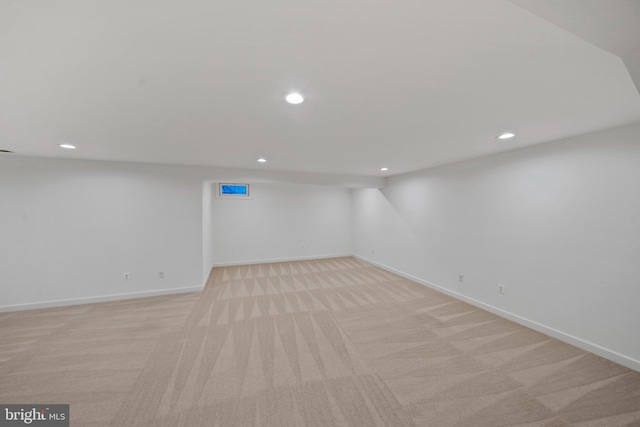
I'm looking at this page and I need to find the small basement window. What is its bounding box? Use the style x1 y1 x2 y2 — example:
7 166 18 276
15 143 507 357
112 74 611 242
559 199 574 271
218 183 250 199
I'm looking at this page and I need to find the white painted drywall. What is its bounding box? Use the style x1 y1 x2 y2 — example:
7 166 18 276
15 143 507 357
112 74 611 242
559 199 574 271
0 156 204 310
0 156 373 311
204 182 352 268
202 181 215 283
352 122 640 370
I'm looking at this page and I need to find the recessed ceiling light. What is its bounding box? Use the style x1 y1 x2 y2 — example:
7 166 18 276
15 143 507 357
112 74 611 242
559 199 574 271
257 158 267 163
58 144 77 149
380 167 388 171
497 132 515 140
285 93 304 104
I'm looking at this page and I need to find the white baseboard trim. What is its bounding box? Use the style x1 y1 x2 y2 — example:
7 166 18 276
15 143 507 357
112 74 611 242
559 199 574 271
0 286 204 313
354 254 640 373
210 253 352 268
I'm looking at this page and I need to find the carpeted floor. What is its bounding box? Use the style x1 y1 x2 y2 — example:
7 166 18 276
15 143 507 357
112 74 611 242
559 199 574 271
1 257 639 426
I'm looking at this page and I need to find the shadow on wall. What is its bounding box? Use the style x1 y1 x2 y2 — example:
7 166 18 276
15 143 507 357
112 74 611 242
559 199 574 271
351 126 640 371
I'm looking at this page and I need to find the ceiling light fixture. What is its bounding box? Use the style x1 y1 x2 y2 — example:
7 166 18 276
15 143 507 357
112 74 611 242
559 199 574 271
58 144 77 149
257 158 267 163
380 167 388 171
285 93 304 104
497 132 515 140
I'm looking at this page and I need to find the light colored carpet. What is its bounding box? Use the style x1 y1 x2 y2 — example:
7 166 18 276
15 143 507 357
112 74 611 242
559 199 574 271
1 257 639 426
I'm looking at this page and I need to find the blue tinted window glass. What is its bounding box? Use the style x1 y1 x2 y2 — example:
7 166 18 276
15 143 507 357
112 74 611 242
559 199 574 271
221 184 248 195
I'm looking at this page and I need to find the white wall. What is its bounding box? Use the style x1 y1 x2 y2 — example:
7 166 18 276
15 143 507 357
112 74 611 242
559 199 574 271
352 122 640 371
1 156 376 311
202 181 215 281
6 121 639 373
203 182 352 268
0 157 204 311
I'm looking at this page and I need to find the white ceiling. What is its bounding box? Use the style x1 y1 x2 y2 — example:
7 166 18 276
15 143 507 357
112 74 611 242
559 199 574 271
1 0 639 176
510 0 640 93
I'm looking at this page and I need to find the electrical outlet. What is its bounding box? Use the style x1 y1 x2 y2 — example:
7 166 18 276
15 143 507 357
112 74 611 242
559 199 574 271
458 274 464 283
124 272 130 281
159 271 165 279
498 284 505 294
